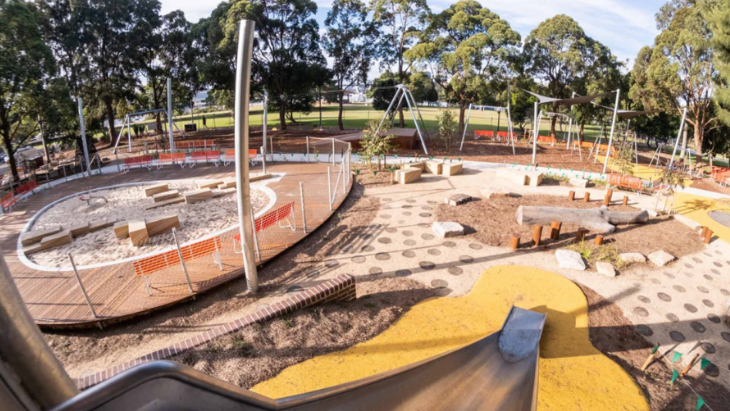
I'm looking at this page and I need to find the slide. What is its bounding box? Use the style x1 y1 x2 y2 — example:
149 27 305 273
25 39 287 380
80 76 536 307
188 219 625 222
52 307 546 411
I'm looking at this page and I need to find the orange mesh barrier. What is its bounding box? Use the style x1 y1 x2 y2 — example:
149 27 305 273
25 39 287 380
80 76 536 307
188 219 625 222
537 135 556 143
608 174 644 190
474 130 494 138
233 202 295 243
134 236 221 277
124 155 153 166
158 153 186 163
1 192 17 209
16 180 38 195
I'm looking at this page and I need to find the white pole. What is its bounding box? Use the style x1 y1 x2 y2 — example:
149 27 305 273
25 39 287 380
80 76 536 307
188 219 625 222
77 98 91 177
234 20 258 293
669 107 688 167
332 138 335 166
532 102 539 164
602 89 621 174
299 182 307 234
403 88 429 155
167 78 175 152
459 104 472 151
327 167 332 211
306 136 310 162
126 116 132 153
262 92 267 174
375 87 400 135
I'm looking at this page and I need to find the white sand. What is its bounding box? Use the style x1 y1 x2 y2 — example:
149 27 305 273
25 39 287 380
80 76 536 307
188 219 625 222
28 181 271 267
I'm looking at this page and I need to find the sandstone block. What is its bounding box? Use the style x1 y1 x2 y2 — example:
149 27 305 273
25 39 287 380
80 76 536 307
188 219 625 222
145 183 169 197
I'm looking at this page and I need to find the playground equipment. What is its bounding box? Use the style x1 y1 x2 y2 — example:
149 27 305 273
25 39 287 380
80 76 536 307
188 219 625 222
375 84 430 155
459 98 517 155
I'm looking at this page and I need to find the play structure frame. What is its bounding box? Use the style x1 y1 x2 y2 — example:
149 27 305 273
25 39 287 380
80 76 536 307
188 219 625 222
375 84 430 155
459 103 516 155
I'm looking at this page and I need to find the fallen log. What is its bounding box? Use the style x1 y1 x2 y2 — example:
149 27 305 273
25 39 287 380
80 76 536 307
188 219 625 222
516 206 649 234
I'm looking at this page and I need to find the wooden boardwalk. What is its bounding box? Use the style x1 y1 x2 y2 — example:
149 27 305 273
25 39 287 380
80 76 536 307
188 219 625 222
0 162 350 329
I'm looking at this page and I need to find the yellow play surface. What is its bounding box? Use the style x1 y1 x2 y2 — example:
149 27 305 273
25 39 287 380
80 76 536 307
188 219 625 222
673 192 730 243
252 266 649 411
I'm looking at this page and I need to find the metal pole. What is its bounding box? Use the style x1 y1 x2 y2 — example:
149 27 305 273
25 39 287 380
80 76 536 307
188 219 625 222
262 92 267 174
332 138 336 166
306 136 310 162
167 78 175 152
409 89 431 139
375 87 400 135
602 89 621 174
403 88 429 155
670 107 688 167
459 104 472 151
250 211 261 262
171 228 193 293
126 115 132 153
299 182 307 234
77 98 91 177
68 253 98 319
234 20 259 293
327 166 332 211
0 253 78 408
532 102 539 164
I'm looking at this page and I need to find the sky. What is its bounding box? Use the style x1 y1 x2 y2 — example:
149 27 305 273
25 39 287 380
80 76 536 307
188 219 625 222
160 0 668 74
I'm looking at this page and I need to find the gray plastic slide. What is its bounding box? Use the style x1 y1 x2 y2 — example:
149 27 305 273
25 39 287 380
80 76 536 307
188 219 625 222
51 306 546 411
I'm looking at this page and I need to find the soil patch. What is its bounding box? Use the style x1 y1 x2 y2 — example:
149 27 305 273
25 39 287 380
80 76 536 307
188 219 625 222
435 195 704 259
580 285 730 411
45 181 382 377
170 277 437 389
690 178 730 196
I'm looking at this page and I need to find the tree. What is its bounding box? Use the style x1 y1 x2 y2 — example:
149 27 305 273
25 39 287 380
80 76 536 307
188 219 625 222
324 0 377 130
369 71 398 111
406 0 520 134
371 0 430 126
192 2 236 111
0 0 56 183
523 15 602 137
436 110 458 151
630 0 717 155
709 0 730 157
359 119 395 170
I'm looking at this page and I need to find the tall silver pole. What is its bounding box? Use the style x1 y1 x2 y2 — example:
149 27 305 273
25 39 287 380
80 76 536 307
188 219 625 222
602 89 621 174
403 88 428 155
68 253 97 318
234 20 259 293
262 92 267 174
327 167 332 211
459 104 471 151
0 253 78 408
669 107 688 167
532 101 539 164
77 98 91 177
167 78 175 152
126 115 132 153
171 228 193 293
299 182 307 234
375 87 400 135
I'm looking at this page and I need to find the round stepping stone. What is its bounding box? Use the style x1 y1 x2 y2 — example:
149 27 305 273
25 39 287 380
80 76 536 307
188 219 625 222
395 269 412 277
421 206 433 211
684 263 693 269
666 313 680 322
657 293 671 302
307 270 321 278
443 241 456 248
697 286 709 293
669 331 685 342
711 269 720 275
362 245 375 252
352 256 366 263
721 332 730 343
419 261 436 270
707 313 721 323
721 289 730 296
447 267 463 276
402 250 416 258
663 272 676 279
402 205 412 209
402 212 412 216
704 274 713 281
398 220 406 224
386 228 397 234
380 214 391 219
704 363 719 377
427 200 437 204
406 199 416 203
633 307 649 317
287 285 303 293
402 230 414 237
690 321 706 333
378 237 392 244
459 255 474 263
325 260 339 268
703 251 712 257
673 285 686 293
419 213 432 218
369 267 383 275
684 303 698 313
431 279 448 289
469 243 483 250
683 271 693 278
428 249 441 256
421 233 435 240
375 252 390 261
404 239 417 246
714 261 723 267
702 299 714 308
636 325 653 336
692 257 702 263
638 296 651 304
650 279 661 285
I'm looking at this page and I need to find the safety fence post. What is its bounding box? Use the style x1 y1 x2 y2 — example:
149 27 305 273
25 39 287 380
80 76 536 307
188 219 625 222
306 136 310 162
327 167 332 211
332 138 335 166
300 182 307 234
68 253 98 320
250 210 261 262
172 228 194 293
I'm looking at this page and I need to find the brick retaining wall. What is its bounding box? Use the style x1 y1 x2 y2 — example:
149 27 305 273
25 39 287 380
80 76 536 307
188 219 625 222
76 274 356 390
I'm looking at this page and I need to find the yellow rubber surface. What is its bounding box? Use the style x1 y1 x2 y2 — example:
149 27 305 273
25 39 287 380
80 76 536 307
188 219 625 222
598 154 694 186
252 266 649 411
673 192 730 243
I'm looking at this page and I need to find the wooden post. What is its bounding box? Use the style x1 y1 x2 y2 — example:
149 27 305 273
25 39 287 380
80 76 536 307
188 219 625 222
701 226 708 238
510 234 520 251
594 235 604 246
575 228 588 242
704 228 713 244
583 192 590 202
680 353 700 377
550 220 562 240
568 191 575 201
641 347 660 372
532 225 543 246
622 195 628 206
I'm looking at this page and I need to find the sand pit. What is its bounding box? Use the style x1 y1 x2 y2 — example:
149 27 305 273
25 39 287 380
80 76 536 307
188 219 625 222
26 181 272 267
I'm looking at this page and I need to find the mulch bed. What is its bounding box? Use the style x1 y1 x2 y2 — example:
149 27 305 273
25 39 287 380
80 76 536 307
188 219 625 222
435 195 704 260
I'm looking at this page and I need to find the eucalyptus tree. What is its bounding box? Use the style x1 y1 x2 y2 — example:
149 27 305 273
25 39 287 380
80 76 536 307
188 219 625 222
709 0 730 159
406 0 520 133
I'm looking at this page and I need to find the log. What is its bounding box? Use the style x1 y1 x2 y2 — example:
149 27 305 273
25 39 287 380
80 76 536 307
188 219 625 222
128 220 148 247
442 163 463 176
145 183 169 197
184 188 214 204
516 206 649 234
20 226 62 246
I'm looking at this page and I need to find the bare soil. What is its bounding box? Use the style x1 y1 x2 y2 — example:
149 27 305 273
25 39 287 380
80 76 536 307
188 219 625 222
580 285 730 411
435 195 704 260
44 181 382 376
690 178 730 196
171 277 438 389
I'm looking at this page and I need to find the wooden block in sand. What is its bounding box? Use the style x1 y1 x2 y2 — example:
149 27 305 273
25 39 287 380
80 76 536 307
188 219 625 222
442 163 463 176
145 183 169 197
114 222 130 239
145 214 180 237
68 223 90 238
145 196 185 210
184 188 214 204
89 218 117 232
404 161 426 171
396 168 422 184
212 188 237 198
250 173 272 182
39 230 73 250
196 180 222 190
20 226 62 246
218 178 237 189
152 190 180 202
129 220 149 247
425 161 443 175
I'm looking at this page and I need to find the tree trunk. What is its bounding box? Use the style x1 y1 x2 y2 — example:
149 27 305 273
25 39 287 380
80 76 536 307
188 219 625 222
0 113 20 183
579 122 585 143
397 64 405 127
680 126 688 160
693 122 703 155
338 92 344 131
516 205 649 234
550 116 557 138
278 103 287 131
105 97 115 149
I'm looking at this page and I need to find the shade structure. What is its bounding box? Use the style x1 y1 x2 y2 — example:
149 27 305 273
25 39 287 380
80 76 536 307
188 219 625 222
522 90 607 106
595 105 657 119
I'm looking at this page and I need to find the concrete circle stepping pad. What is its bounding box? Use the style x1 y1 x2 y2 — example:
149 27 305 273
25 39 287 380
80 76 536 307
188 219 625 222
721 332 730 343
670 331 685 342
404 240 416 246
378 237 392 244
406 199 416 203
657 293 672 302
403 230 414 236
636 325 653 336
708 313 721 323
683 271 693 278
375 253 390 261
673 285 685 292
690 321 706 333
421 206 433 211
459 255 474 263
666 313 680 322
402 212 412 216
721 289 730 296
704 274 713 281
684 303 698 313
442 241 456 247
684 263 693 269
702 344 714 355
402 205 412 209
419 213 432 218
421 234 435 240
714 261 723 267
419 261 436 270
711 269 720 275
431 279 448 289
427 249 441 256
633 307 649 317
663 272 675 279
362 245 375 252
704 364 719 377
693 257 702 263
395 269 412 277
402 250 415 258
369 267 383 275
427 200 437 204
469 243 483 250
702 299 714 308
650 279 661 285
352 256 366 263
447 267 463 275
638 296 651 303
697 286 709 293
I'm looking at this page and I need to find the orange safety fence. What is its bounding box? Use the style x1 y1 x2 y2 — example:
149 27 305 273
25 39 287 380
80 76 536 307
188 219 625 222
537 135 556 144
474 130 494 138
1 192 17 210
607 174 646 191
16 180 38 195
176 139 215 150
134 236 222 277
233 202 296 243
158 153 187 164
